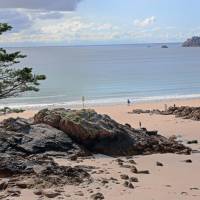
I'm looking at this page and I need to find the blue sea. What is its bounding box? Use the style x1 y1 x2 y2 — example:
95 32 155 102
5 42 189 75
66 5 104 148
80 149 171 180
1 43 200 108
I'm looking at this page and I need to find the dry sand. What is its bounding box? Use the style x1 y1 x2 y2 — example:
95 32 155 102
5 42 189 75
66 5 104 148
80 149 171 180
1 98 200 199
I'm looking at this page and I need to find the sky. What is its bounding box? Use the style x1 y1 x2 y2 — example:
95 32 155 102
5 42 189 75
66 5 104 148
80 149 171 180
0 0 199 46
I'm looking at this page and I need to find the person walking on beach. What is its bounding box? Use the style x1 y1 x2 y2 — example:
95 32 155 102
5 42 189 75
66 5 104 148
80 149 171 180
127 99 131 106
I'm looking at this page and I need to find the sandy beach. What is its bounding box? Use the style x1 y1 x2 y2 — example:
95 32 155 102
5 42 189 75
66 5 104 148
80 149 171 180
1 98 200 200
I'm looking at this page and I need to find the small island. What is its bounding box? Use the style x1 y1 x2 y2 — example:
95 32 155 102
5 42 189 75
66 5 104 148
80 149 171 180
182 36 200 47
161 45 168 48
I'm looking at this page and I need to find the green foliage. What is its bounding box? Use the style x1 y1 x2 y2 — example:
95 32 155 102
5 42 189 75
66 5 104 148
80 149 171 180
0 23 12 35
0 23 46 99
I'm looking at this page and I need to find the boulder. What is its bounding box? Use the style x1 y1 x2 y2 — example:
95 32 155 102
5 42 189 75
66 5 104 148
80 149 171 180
0 117 87 157
34 108 191 156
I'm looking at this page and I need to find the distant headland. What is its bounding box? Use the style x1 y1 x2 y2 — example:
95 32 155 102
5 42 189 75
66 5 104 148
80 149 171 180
182 36 200 47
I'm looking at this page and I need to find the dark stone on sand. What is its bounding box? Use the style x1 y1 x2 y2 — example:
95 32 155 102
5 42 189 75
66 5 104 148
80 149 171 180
128 182 134 189
129 177 139 182
0 117 88 157
184 159 192 163
120 174 129 180
187 140 198 144
0 179 8 190
123 181 129 187
156 162 164 167
132 106 200 121
136 170 150 174
91 192 104 200
34 108 191 156
0 154 92 189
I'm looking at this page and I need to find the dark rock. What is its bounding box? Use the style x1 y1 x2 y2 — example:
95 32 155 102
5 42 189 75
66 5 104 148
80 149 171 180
182 36 200 47
129 177 139 182
190 187 199 190
33 189 43 195
129 160 136 164
0 179 8 190
131 109 150 114
120 174 129 180
123 181 129 187
187 140 198 144
130 166 138 173
0 154 92 189
7 188 21 197
184 159 192 163
91 192 104 200
156 162 164 167
136 170 150 174
128 182 134 189
132 106 200 121
181 192 188 195
161 45 168 48
16 181 29 189
0 118 88 157
34 108 190 156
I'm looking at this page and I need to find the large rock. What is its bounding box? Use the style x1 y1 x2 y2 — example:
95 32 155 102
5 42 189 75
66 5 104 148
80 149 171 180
0 117 87 157
182 36 200 47
34 108 190 156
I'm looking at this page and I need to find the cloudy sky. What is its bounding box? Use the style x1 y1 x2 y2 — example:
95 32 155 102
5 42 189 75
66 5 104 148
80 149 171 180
0 0 199 46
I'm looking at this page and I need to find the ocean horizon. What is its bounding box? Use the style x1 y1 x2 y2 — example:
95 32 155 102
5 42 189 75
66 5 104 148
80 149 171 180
1 43 200 109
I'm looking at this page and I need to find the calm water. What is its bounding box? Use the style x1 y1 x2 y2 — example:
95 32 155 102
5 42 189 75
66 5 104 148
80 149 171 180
1 43 200 108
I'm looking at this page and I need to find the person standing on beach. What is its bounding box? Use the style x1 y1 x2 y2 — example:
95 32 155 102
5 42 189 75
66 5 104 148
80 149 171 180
82 96 85 109
127 99 131 106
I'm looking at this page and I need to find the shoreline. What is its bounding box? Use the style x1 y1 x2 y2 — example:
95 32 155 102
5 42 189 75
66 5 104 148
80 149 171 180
0 97 200 122
1 95 200 111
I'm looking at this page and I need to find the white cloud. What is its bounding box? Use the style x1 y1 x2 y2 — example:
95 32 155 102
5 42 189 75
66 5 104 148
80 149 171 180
0 12 121 44
134 16 156 28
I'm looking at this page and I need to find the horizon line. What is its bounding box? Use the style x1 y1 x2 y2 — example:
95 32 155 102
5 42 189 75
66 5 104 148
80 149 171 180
3 41 182 48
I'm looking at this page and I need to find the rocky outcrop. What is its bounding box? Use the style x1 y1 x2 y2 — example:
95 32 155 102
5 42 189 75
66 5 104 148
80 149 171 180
166 106 200 120
34 108 190 156
0 117 87 157
131 106 200 121
0 117 92 197
0 108 192 198
182 36 200 47
0 153 91 195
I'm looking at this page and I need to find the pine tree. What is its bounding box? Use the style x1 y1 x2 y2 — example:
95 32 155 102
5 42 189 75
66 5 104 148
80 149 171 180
0 23 46 99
